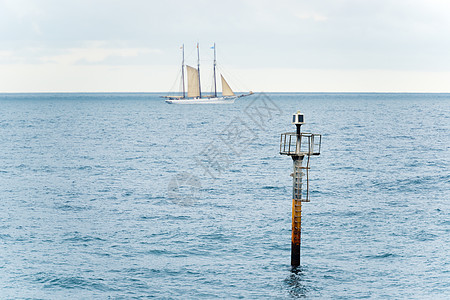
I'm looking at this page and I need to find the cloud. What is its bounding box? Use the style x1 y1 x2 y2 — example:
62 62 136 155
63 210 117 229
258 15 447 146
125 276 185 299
40 45 162 65
294 12 328 22
0 50 13 58
31 22 42 35
2 0 42 19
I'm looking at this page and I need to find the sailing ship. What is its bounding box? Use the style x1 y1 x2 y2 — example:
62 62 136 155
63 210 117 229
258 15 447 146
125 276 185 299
164 43 252 104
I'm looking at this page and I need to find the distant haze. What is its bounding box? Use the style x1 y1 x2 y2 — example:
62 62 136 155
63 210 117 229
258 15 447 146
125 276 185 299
1 0 449 92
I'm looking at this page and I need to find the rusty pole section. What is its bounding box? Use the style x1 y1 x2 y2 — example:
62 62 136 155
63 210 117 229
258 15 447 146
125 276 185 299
280 111 322 267
291 156 303 266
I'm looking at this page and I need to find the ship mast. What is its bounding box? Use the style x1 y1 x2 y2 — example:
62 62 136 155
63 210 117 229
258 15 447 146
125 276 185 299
181 44 185 98
197 43 202 98
213 43 217 98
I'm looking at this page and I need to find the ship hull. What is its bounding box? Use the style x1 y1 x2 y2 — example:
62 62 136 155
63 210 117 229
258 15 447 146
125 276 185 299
165 96 236 104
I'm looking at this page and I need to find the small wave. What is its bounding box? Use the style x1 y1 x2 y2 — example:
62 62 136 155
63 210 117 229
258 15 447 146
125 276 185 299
339 211 363 217
262 186 283 190
79 155 94 160
413 230 438 242
34 273 111 291
0 233 12 240
77 166 93 170
165 215 191 220
124 156 143 161
62 232 106 243
142 249 173 256
32 166 54 173
55 204 91 212
364 253 397 259
388 135 415 140
139 215 159 220
121 191 133 197
372 174 448 193
198 232 231 242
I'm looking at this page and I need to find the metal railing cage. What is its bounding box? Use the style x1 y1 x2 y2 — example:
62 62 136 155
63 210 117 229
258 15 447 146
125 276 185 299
280 132 322 156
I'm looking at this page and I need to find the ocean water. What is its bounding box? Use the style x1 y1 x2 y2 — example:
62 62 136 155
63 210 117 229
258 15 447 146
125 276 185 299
0 93 449 299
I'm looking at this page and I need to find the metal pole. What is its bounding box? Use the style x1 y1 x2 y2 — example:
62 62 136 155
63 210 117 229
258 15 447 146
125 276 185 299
280 111 321 268
292 156 303 267
291 123 303 267
181 44 185 98
197 43 202 98
213 43 217 98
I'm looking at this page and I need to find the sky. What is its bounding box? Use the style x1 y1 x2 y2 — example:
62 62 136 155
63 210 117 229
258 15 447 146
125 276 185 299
1 0 449 92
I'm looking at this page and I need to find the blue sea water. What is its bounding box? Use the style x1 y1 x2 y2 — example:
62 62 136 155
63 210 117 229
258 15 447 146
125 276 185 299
0 93 449 299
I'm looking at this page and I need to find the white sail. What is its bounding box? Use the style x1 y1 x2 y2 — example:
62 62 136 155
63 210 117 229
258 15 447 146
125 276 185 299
186 65 200 98
221 74 235 96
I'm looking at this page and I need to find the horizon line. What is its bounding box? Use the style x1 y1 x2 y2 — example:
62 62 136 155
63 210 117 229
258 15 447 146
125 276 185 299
1 91 450 94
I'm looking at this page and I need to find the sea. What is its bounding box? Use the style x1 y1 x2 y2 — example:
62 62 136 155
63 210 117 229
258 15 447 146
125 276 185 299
0 93 449 299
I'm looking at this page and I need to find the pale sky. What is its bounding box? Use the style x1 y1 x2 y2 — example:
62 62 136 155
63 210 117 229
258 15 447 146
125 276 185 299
1 0 450 92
